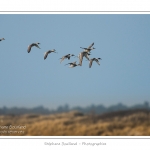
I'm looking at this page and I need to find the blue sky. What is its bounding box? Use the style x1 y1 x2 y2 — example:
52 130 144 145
0 14 150 109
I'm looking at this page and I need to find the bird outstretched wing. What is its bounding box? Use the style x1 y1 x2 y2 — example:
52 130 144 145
87 42 94 49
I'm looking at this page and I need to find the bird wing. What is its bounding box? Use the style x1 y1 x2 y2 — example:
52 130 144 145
87 42 94 49
44 52 49 60
27 44 32 53
60 56 65 63
89 59 93 68
79 53 83 66
80 47 86 49
0 38 5 41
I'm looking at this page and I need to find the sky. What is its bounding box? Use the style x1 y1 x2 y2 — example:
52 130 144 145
0 14 150 109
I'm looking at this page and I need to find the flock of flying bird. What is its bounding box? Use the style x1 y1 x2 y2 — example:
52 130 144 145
0 37 102 68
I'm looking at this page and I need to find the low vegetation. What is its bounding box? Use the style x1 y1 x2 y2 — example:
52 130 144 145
0 109 149 136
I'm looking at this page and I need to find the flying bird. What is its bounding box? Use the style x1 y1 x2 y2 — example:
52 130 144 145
78 51 91 66
27 42 40 53
65 61 80 68
0 38 5 41
59 54 75 63
89 58 102 68
44 49 57 60
74 52 91 59
80 42 95 53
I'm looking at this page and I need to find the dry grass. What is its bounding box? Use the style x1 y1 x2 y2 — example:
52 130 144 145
0 109 150 136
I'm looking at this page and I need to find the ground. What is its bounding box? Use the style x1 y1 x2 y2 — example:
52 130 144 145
0 109 149 136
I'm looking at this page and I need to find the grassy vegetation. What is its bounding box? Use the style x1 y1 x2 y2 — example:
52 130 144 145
0 109 149 136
